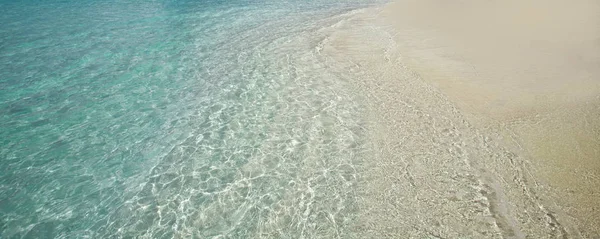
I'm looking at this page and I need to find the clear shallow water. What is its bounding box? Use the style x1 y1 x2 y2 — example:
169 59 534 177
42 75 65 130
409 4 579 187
0 0 382 237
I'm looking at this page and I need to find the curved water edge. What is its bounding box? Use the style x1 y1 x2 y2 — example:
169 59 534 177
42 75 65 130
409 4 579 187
0 0 591 238
317 6 587 238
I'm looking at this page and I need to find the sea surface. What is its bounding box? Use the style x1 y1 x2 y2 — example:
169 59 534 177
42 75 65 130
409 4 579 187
0 0 383 238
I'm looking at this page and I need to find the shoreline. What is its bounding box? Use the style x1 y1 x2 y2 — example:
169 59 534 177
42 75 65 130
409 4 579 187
322 0 599 237
376 0 600 236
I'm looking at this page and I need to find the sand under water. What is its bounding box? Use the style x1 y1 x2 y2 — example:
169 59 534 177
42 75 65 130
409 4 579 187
1 0 598 237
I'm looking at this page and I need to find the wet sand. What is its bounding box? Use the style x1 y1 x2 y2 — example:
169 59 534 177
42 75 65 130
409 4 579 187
320 0 599 237
377 0 600 236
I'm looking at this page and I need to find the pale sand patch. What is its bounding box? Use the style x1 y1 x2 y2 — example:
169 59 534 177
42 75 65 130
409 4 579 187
373 0 600 236
315 0 598 237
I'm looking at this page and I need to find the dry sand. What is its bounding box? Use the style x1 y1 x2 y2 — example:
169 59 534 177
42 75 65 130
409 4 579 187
319 0 599 237
378 0 600 236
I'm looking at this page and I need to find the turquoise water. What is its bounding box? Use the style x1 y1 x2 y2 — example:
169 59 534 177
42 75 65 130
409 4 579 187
0 0 382 237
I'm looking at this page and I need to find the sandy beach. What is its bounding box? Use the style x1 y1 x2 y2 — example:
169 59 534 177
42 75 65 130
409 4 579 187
321 0 600 237
2 0 598 237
